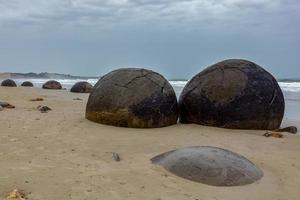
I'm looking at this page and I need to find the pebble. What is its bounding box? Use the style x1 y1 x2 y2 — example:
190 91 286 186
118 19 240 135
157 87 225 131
0 101 9 107
0 101 15 109
37 105 52 113
30 97 44 101
73 98 83 101
112 152 121 162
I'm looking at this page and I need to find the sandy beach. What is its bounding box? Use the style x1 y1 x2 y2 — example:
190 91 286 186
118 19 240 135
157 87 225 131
1 87 300 200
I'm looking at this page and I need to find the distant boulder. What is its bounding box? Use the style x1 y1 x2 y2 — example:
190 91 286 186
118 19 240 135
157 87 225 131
71 81 93 93
21 81 34 87
179 59 285 130
42 80 62 89
1 79 17 87
86 68 178 128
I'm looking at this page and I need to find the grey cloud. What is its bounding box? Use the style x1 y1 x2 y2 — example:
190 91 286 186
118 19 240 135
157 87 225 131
0 0 299 78
0 0 289 26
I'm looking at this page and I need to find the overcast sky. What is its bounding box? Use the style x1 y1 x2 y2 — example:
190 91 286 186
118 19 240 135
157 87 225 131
0 0 299 79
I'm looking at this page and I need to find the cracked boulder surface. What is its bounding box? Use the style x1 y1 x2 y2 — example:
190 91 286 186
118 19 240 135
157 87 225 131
71 81 93 93
86 68 178 128
42 80 62 90
151 146 264 186
1 79 17 87
21 81 34 87
179 59 284 130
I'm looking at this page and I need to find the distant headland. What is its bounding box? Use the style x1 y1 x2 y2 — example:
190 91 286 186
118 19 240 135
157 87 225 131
0 72 298 82
0 72 99 80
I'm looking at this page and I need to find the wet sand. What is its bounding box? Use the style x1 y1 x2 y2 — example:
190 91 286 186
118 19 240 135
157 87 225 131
0 87 300 200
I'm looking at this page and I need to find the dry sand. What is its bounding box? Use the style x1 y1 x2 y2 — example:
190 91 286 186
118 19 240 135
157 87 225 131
0 87 300 200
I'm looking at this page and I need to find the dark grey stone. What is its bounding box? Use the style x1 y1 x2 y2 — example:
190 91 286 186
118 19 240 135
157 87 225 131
1 79 17 87
151 146 264 186
86 68 178 128
112 152 121 162
71 81 93 93
21 81 34 87
37 105 52 113
0 101 9 107
179 59 285 130
42 80 62 89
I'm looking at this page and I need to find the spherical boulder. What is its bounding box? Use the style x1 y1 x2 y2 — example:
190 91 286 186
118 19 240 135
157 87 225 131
21 81 34 87
179 59 285 130
151 146 264 186
71 81 93 93
86 68 178 128
1 79 17 87
42 80 62 89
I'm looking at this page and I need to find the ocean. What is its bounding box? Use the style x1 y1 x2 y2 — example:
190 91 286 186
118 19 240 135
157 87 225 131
8 78 300 125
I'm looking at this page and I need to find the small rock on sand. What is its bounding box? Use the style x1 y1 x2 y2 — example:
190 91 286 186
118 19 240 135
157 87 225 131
6 105 15 109
0 101 15 109
276 126 298 134
30 98 44 101
0 101 9 107
73 98 83 101
264 132 283 138
37 105 52 113
112 152 121 161
6 189 26 200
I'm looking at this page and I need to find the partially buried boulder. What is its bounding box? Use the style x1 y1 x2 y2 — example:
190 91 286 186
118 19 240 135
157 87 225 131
71 81 93 93
151 146 264 186
179 59 285 130
86 68 178 128
1 79 17 87
21 81 34 87
42 80 62 89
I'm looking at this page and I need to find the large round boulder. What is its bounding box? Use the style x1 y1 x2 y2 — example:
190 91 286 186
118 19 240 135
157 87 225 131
21 81 34 87
179 59 284 130
151 146 264 186
42 80 62 89
86 68 178 128
1 79 17 87
71 81 93 93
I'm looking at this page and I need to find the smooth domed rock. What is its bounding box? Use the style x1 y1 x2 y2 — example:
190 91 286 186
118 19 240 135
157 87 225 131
21 81 34 87
86 68 178 128
179 59 285 130
1 79 17 87
71 81 93 93
42 80 62 89
151 146 263 186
